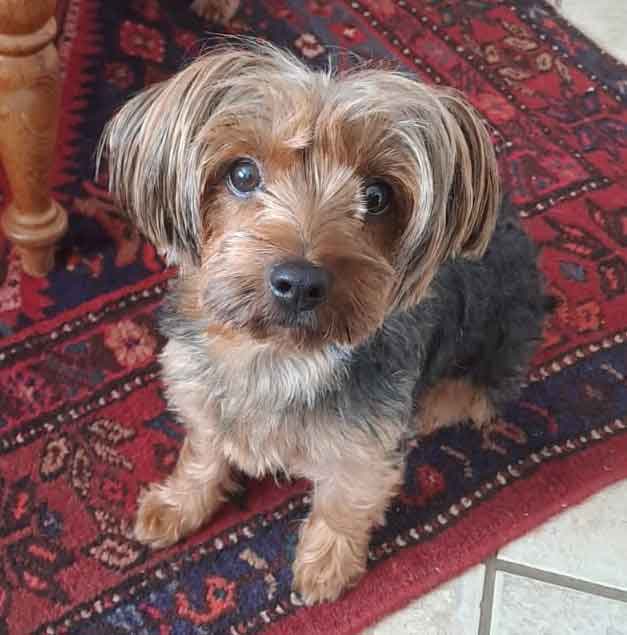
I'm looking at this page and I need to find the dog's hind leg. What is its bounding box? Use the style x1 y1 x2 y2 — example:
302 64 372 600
417 378 495 437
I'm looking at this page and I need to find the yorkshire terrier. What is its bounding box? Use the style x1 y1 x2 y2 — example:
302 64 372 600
100 43 550 605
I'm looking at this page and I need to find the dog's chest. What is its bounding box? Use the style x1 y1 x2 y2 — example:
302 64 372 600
215 348 347 476
162 337 348 476
219 413 309 477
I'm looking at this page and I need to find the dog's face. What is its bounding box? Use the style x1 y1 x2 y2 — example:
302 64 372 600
102 44 499 349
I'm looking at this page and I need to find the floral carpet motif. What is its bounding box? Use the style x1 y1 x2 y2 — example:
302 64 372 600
0 1 625 633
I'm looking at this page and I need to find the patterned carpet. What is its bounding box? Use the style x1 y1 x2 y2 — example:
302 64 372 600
0 1 626 634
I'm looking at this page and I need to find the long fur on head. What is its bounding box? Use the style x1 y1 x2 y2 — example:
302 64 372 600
100 40 500 346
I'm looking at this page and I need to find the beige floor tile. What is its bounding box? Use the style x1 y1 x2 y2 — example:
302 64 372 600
363 565 484 635
498 480 627 591
491 571 627 635
553 0 627 62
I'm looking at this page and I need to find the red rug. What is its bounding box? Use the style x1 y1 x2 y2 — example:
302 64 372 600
1 1 626 634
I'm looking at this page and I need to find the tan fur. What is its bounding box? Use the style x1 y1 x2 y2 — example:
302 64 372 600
418 379 495 436
135 404 238 549
293 446 403 603
160 337 389 480
100 42 502 604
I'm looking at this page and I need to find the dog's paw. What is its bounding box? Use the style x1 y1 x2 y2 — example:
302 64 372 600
190 0 239 24
292 519 367 605
134 485 189 549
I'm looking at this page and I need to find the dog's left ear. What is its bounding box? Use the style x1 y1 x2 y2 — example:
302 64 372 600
394 88 500 307
438 91 500 259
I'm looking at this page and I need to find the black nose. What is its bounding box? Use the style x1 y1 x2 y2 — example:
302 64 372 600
269 260 331 312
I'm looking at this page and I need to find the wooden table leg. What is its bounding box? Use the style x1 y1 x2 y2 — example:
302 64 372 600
0 1 68 277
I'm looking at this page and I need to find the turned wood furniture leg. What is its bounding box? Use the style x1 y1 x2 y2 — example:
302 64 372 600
0 1 68 277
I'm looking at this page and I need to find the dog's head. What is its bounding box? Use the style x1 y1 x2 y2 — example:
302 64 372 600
101 43 499 349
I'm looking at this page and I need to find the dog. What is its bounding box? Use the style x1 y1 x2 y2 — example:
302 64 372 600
100 42 550 605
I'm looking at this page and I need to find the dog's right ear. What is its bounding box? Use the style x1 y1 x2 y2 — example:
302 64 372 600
99 45 291 267
99 73 206 267
99 43 312 267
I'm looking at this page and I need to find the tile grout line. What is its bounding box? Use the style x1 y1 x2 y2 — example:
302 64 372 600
478 558 497 635
494 559 627 604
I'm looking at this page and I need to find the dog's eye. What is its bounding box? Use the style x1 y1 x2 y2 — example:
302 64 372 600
364 180 392 216
227 159 262 196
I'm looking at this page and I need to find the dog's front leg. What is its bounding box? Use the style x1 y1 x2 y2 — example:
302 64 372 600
134 420 236 549
293 445 404 604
